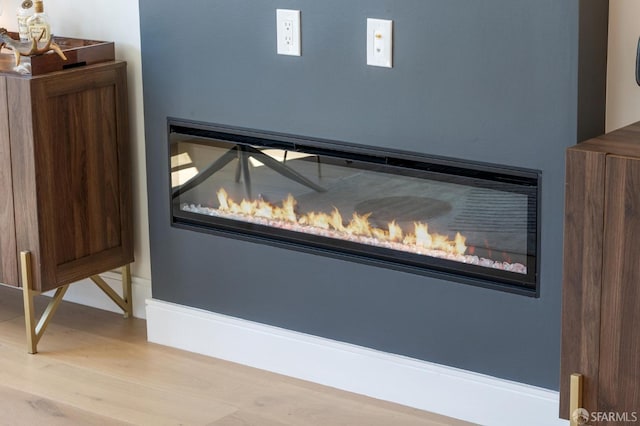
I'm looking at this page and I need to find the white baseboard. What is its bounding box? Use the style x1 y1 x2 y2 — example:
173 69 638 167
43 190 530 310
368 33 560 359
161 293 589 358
44 272 151 319
146 298 568 426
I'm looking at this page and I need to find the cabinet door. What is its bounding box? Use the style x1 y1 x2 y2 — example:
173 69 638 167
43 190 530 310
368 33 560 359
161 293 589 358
560 147 606 418
0 76 18 287
561 134 640 422
9 62 133 291
599 155 640 420
35 62 133 289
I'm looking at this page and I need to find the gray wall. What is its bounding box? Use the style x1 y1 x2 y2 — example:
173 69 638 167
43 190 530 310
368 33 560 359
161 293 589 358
140 0 600 390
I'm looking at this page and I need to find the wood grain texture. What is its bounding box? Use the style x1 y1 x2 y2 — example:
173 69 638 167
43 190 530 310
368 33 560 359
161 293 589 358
598 155 640 421
559 148 606 419
578 121 640 157
37 72 122 264
34 61 133 290
0 384 127 426
0 285 470 426
561 121 640 421
6 61 133 292
7 75 43 288
0 76 18 287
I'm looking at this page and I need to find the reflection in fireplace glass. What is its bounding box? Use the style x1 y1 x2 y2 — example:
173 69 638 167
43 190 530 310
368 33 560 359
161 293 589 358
169 120 539 295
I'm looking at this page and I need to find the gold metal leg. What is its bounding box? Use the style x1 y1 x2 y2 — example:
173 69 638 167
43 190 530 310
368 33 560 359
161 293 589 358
89 264 132 319
121 264 133 319
21 251 37 354
20 251 69 354
569 373 584 426
20 250 132 353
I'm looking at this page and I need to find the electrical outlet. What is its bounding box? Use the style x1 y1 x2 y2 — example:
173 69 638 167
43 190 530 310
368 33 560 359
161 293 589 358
277 9 301 56
283 20 292 46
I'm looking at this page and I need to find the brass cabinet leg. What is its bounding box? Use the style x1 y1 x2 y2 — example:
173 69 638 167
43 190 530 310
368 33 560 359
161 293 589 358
21 251 37 354
89 264 133 318
20 251 69 354
121 264 133 319
20 252 132 353
569 373 584 426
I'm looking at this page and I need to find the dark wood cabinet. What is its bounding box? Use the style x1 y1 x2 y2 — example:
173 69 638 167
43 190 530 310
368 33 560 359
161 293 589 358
560 122 640 423
0 60 133 353
0 60 133 292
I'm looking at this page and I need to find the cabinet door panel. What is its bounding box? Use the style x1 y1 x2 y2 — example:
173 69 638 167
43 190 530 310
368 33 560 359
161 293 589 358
0 76 17 286
46 84 122 263
32 63 133 290
560 148 607 418
599 155 640 419
0 161 16 287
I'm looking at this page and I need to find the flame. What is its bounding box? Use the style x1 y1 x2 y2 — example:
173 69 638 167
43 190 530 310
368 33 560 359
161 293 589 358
215 188 467 256
388 221 403 241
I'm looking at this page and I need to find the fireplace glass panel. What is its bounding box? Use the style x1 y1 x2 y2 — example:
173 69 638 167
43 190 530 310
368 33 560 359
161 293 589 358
169 120 539 295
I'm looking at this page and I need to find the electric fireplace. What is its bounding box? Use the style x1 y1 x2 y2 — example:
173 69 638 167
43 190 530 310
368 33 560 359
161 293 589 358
169 119 540 295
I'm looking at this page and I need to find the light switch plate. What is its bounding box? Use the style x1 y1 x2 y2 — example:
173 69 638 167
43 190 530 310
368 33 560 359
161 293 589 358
367 18 393 68
277 9 301 56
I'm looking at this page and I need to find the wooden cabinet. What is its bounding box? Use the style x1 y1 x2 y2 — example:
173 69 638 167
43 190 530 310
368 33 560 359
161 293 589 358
0 60 133 293
560 122 640 423
0 60 133 353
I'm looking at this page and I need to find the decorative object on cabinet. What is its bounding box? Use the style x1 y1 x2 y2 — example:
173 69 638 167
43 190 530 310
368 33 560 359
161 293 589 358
560 121 640 424
17 0 34 42
0 31 113 75
0 57 133 354
0 27 66 67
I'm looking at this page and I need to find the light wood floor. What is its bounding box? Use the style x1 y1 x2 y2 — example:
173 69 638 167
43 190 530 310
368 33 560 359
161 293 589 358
0 284 473 426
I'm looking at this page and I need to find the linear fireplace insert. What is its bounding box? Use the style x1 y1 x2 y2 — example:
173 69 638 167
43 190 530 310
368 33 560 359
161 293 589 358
169 119 540 295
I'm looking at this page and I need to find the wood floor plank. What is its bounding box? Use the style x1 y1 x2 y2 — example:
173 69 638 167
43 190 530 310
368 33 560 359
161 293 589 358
0 283 24 322
0 383 131 426
235 384 464 426
0 285 472 425
0 350 238 425
209 410 291 426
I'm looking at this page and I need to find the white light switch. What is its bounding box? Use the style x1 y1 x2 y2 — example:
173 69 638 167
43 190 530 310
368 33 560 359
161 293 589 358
367 18 393 68
277 9 301 56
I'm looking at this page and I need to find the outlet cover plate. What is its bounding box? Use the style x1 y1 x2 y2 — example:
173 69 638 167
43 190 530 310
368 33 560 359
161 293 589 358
277 9 301 56
367 18 393 68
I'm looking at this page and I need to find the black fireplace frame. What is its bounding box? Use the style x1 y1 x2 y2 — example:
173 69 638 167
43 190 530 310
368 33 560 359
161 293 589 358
168 118 541 297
